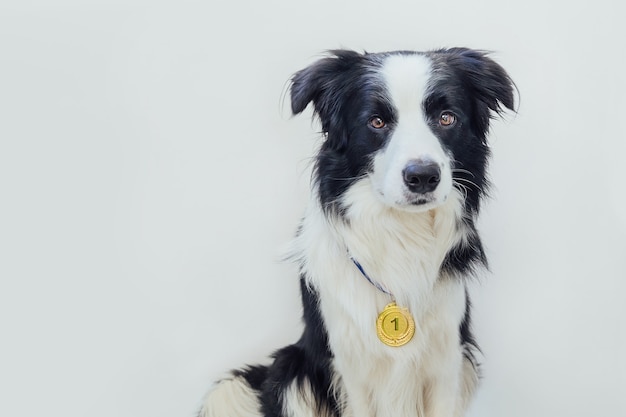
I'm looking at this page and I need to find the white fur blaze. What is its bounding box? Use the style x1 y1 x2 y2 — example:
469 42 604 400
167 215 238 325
370 54 453 211
199 376 262 417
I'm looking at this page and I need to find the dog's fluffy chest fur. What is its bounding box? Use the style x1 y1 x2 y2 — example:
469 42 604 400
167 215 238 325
290 180 471 416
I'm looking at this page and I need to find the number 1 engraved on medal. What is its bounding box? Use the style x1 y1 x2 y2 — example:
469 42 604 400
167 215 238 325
390 317 399 331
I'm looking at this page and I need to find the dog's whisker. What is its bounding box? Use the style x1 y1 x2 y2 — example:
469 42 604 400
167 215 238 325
453 182 470 200
451 168 476 178
453 177 480 190
326 174 369 181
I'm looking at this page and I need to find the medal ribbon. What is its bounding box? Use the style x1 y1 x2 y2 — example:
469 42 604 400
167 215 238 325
350 258 393 297
349 255 415 347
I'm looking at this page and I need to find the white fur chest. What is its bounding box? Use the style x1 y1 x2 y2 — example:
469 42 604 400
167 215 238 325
291 180 470 416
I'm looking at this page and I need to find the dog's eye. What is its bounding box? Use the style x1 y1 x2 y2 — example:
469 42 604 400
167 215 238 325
369 116 386 129
439 112 456 127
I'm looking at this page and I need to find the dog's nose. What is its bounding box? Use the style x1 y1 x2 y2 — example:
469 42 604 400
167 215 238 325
402 160 441 193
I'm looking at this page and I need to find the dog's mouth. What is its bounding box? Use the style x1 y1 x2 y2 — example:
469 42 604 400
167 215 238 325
391 192 446 212
405 189 440 205
372 178 451 212
409 197 432 206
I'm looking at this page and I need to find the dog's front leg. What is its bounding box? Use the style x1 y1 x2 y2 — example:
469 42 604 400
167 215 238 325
425 375 461 417
340 381 374 417
425 351 478 417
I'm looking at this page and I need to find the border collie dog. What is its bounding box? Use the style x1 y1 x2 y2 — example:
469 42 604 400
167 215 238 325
200 48 515 417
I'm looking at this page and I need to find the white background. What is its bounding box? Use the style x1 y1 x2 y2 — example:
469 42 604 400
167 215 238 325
1 1 624 416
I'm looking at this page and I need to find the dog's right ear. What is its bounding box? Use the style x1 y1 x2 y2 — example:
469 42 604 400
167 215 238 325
290 62 324 115
290 50 362 123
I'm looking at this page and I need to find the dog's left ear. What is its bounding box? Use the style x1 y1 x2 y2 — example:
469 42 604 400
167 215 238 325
442 48 516 130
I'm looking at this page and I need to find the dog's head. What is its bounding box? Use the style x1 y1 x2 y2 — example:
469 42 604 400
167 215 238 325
291 48 515 216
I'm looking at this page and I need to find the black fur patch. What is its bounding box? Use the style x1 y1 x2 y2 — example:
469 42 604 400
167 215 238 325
235 279 338 417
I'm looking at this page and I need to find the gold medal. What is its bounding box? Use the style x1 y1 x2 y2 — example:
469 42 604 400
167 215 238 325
376 302 415 347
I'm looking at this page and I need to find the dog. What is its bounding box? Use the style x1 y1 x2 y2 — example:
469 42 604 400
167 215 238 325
199 48 515 417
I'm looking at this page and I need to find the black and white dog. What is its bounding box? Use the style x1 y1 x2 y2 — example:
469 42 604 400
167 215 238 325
200 48 515 417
